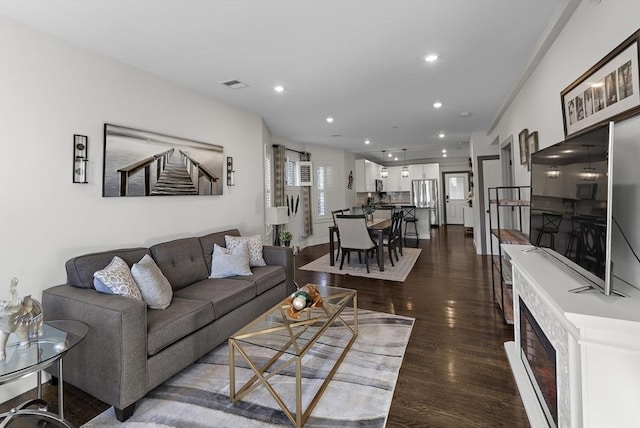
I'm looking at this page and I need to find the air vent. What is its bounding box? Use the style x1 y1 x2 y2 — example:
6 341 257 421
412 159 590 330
330 134 342 138
298 161 313 186
220 79 249 89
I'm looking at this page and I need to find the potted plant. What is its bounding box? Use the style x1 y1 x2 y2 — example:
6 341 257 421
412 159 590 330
280 230 293 247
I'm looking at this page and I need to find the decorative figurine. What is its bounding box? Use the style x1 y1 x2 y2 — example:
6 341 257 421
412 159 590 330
284 283 323 319
0 278 43 361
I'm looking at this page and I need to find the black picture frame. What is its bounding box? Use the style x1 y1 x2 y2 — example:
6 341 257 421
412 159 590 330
561 29 640 137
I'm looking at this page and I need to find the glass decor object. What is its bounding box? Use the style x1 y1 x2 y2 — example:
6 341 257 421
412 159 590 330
73 135 88 183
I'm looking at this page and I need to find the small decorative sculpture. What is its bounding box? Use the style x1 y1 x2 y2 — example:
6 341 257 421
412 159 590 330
284 284 323 319
0 278 43 361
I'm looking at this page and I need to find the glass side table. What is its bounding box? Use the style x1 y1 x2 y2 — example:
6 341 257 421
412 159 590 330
0 320 88 428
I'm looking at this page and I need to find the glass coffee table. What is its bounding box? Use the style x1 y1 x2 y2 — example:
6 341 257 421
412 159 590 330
229 284 357 427
0 320 88 428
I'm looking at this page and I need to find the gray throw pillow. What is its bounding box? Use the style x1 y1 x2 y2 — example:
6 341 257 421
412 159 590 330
131 254 173 310
210 242 252 278
224 235 266 267
93 256 143 300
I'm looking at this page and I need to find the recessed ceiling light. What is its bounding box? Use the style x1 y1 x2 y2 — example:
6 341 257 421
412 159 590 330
433 101 443 109
442 148 447 153
274 85 284 93
439 132 445 138
459 112 471 117
365 139 370 145
395 157 399 161
425 54 438 62
388 153 393 158
443 153 447 157
326 117 334 123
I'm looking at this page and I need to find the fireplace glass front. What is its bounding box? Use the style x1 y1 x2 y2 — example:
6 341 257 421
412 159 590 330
519 297 558 428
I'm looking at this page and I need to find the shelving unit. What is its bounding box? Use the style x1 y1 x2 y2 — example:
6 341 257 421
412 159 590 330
489 186 530 324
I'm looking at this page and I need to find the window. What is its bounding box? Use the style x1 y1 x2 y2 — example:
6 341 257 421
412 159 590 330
315 164 336 218
285 158 298 186
447 176 465 200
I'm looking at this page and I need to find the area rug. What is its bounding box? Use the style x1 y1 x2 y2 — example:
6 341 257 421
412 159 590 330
83 309 414 428
298 248 421 282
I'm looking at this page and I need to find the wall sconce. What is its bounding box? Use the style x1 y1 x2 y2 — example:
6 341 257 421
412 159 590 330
73 135 88 183
226 156 235 186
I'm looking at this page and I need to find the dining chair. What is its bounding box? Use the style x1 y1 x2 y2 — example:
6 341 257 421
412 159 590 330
335 215 378 273
331 208 350 261
373 206 394 220
402 205 418 246
382 211 403 266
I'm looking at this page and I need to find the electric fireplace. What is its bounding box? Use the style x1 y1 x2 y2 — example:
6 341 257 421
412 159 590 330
519 298 558 428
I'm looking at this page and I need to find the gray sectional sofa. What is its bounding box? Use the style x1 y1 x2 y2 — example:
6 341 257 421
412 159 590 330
42 229 295 422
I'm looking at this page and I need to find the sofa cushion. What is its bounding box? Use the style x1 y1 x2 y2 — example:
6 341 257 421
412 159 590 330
150 237 209 291
93 256 143 300
228 265 286 295
146 297 214 356
173 278 256 319
209 243 252 278
66 247 150 289
131 254 173 309
199 229 241 271
225 235 267 267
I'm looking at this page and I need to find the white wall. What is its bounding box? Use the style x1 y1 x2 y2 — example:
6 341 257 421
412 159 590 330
473 0 640 256
0 18 266 402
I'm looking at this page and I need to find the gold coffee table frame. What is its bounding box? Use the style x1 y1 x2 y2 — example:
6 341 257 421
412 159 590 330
229 284 357 427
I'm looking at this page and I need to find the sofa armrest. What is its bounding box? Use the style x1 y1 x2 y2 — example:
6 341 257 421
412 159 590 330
42 285 147 410
262 245 296 294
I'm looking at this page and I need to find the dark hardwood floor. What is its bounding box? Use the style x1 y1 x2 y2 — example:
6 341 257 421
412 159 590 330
1 225 529 427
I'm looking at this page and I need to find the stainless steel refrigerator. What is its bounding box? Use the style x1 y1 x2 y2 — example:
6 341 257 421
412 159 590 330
411 179 439 225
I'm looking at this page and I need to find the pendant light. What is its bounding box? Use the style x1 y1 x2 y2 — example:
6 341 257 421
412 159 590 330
401 148 409 177
381 150 388 178
580 145 598 181
547 164 559 179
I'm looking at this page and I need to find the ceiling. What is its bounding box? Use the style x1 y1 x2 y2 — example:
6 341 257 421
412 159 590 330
0 0 572 163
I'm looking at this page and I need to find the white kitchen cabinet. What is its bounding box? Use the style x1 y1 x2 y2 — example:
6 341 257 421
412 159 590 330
409 163 439 180
355 159 382 192
383 166 411 192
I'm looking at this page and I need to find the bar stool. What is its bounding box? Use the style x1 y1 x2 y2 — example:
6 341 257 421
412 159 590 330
534 213 563 250
401 205 418 246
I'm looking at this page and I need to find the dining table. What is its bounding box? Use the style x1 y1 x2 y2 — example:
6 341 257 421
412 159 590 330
329 217 399 272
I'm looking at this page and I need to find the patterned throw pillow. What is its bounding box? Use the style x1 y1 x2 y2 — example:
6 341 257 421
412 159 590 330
210 242 252 278
131 254 173 310
93 256 143 300
224 235 266 267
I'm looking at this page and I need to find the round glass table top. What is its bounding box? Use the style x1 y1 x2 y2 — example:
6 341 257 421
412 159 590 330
0 320 88 383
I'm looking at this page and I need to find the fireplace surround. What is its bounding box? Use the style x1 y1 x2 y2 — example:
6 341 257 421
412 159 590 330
503 244 640 428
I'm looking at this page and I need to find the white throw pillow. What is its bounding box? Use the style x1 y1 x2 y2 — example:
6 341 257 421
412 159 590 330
131 254 173 310
93 256 143 300
210 242 252 278
224 235 266 267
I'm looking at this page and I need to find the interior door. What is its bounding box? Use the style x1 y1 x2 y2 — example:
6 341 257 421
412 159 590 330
444 172 468 225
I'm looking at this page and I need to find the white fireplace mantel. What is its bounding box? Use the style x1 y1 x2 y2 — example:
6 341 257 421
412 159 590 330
503 244 640 428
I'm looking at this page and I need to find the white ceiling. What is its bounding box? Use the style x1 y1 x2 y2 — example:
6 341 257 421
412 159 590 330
0 0 572 163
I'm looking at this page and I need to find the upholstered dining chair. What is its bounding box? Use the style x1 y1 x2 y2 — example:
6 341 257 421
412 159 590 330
335 214 378 273
373 206 394 220
331 208 351 261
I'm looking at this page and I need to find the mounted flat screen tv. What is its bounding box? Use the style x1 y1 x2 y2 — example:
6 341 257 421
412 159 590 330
529 122 614 295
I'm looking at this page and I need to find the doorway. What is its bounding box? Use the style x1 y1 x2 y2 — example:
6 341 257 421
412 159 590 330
477 155 501 254
443 171 469 225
